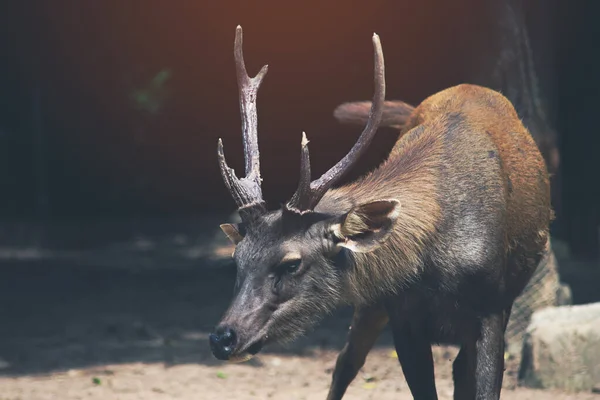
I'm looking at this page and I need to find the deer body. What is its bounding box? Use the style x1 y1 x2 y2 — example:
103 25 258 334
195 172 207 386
321 84 550 399
319 83 549 307
209 27 551 400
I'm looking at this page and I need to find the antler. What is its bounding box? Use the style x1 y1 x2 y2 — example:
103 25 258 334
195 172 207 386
286 33 386 212
218 26 269 221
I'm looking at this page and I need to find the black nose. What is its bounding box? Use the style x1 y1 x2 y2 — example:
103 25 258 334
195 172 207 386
209 326 237 360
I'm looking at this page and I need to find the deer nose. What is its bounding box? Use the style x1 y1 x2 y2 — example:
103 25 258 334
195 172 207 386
209 326 237 360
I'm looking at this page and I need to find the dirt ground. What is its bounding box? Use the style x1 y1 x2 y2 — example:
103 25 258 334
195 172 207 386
3 349 600 400
0 223 598 400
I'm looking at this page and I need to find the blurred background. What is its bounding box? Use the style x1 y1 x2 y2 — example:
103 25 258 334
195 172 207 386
0 0 598 399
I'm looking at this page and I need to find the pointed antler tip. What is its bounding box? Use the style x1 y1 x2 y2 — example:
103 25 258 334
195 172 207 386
301 131 309 146
258 64 269 76
235 26 243 44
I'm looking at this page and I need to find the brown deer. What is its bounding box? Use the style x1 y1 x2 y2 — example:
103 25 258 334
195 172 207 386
209 26 551 400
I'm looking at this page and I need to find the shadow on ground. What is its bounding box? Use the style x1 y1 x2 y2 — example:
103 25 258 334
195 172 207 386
0 256 396 377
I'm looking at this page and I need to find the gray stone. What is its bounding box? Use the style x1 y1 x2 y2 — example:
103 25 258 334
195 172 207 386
520 302 600 392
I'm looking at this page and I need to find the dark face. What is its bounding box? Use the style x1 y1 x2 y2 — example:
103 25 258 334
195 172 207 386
209 210 343 362
209 199 400 362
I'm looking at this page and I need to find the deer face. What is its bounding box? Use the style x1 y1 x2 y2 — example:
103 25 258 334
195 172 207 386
208 26 388 362
209 210 340 361
209 199 400 362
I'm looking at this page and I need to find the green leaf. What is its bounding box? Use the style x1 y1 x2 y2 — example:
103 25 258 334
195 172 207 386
216 371 227 379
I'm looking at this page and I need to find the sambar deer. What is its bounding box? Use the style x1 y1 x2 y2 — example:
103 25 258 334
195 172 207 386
209 26 551 400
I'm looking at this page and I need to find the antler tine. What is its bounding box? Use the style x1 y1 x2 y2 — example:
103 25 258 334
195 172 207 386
234 25 269 180
286 132 312 212
217 26 269 221
286 33 386 212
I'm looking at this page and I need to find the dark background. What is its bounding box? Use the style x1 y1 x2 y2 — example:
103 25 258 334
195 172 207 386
0 0 598 258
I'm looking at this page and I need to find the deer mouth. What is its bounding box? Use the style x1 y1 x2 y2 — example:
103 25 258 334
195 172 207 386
227 339 264 363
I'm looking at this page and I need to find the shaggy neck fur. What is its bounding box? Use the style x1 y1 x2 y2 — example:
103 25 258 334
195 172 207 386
315 123 445 305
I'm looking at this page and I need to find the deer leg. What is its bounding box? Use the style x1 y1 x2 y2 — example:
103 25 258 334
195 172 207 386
473 311 508 400
454 304 512 400
453 342 476 400
325 303 389 400
390 318 438 400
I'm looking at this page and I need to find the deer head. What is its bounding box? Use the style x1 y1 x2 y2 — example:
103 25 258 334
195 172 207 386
209 26 392 362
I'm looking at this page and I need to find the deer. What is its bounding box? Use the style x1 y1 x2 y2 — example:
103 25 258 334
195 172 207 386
209 26 552 400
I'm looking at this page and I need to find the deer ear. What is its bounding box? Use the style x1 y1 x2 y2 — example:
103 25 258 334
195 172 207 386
220 223 245 245
331 199 400 253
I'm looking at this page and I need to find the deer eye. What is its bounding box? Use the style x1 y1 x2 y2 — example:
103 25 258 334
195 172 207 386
279 259 302 275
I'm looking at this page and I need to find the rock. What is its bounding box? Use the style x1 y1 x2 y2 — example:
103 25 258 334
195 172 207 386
519 302 600 392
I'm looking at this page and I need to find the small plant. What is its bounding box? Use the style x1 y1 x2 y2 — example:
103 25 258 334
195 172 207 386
216 371 227 379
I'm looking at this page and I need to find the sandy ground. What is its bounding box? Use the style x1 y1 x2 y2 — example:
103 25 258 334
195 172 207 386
3 348 600 400
0 235 598 400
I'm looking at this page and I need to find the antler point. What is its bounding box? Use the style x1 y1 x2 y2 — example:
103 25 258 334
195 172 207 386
301 131 309 146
